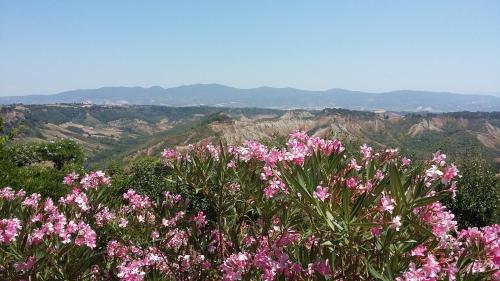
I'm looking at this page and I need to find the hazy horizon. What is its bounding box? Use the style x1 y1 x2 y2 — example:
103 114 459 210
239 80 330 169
2 83 500 98
1 1 499 97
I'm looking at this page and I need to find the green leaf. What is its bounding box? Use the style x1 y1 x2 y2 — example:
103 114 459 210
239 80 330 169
412 192 449 208
351 222 379 228
342 188 351 221
350 193 366 221
366 262 389 281
389 163 406 205
327 150 345 174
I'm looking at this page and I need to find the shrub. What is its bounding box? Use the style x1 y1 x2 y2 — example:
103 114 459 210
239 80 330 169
126 157 169 200
444 150 500 228
7 139 84 169
0 137 85 198
0 132 498 280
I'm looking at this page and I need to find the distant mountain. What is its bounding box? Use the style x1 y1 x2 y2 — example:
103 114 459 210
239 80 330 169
1 84 499 112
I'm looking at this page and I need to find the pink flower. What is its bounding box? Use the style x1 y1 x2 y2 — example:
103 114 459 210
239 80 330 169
150 231 159 239
63 172 79 186
349 159 362 171
371 226 382 237
391 216 402 231
401 157 411 166
161 148 179 160
14 256 36 272
441 164 459 185
117 260 146 281
59 188 90 211
313 185 330 202
416 202 457 239
118 218 128 228
314 259 333 277
206 144 220 161
305 235 318 250
220 252 251 281
374 169 385 180
22 193 41 209
74 222 96 248
123 189 151 210
422 254 441 278
346 177 358 189
0 187 16 200
360 144 373 160
80 171 111 190
380 192 395 214
410 245 426 257
0 218 22 244
164 229 188 250
193 211 207 228
95 207 116 227
179 255 191 271
426 165 443 179
432 151 447 166
264 179 287 198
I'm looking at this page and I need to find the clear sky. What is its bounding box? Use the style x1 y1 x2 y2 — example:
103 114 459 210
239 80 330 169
1 1 499 96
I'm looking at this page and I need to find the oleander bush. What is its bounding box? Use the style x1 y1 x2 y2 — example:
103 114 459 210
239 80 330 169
0 131 498 280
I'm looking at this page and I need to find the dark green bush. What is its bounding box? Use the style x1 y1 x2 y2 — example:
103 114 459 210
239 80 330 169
7 139 84 169
123 157 169 200
0 118 85 198
443 150 500 229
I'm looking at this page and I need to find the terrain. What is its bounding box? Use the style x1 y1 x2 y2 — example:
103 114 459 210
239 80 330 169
1 84 500 112
2 104 499 169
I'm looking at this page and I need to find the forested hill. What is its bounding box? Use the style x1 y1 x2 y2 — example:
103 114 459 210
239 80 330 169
1 84 500 112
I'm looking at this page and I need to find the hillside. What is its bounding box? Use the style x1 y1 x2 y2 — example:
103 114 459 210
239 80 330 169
1 84 500 112
2 104 499 169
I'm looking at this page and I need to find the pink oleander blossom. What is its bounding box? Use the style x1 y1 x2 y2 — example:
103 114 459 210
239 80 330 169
432 151 447 166
22 193 41 209
346 177 358 189
0 218 22 244
380 192 395 214
193 211 207 228
441 164 459 185
63 172 79 186
80 171 111 190
59 188 90 211
220 252 252 281
313 185 330 202
161 148 179 160
14 256 36 273
401 157 411 166
360 144 373 160
123 189 151 210
391 216 402 231
0 187 16 200
314 259 333 277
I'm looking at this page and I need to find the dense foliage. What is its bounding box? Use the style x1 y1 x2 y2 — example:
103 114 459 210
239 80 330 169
444 150 500 229
6 139 84 169
0 131 498 280
0 117 85 198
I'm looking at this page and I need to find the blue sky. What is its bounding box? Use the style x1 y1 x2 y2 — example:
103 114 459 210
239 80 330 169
0 1 499 96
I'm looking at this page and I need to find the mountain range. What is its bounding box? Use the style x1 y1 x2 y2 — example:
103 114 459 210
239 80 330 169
1 84 500 112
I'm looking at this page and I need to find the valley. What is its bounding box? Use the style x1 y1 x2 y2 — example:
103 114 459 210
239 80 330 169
2 104 499 169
